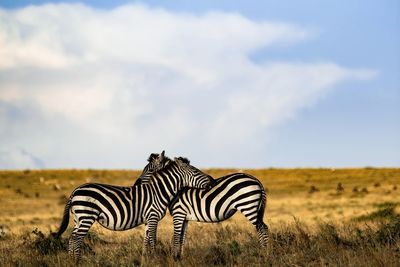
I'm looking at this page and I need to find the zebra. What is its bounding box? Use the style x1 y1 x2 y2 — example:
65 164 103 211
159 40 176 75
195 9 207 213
168 172 269 260
53 152 214 261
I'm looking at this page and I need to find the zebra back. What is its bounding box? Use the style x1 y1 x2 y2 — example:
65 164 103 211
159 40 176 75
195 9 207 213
169 173 265 222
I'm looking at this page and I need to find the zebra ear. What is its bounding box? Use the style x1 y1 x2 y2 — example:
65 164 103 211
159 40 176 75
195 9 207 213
157 150 165 166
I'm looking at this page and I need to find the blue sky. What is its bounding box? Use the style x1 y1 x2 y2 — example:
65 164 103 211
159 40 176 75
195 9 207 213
0 0 399 169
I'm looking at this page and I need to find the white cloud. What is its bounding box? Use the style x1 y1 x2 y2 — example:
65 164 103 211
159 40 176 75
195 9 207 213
0 148 45 169
0 4 376 169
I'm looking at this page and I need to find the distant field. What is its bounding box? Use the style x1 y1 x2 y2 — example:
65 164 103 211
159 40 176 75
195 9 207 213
0 168 399 266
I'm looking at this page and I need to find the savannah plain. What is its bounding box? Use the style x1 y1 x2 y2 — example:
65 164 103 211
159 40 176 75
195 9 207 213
0 168 399 266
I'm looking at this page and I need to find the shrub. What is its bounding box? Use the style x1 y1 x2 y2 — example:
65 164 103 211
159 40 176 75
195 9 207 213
29 228 67 255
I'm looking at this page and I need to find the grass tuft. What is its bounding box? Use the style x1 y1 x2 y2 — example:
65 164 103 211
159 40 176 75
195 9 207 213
375 218 400 245
228 240 241 256
204 245 227 266
27 228 67 255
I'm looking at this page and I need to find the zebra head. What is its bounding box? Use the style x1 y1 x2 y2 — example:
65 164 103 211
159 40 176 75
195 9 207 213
174 157 215 189
135 150 169 185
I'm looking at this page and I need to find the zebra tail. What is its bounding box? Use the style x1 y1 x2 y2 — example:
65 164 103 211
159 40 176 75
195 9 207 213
52 196 72 239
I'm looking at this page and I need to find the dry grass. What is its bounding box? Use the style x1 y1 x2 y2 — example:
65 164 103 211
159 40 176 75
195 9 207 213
0 168 399 266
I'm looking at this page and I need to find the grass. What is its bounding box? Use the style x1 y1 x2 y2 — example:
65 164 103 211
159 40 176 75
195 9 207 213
0 168 399 266
1 218 399 266
354 202 400 222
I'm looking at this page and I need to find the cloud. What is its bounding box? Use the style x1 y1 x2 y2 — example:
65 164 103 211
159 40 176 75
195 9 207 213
0 4 376 168
0 148 45 169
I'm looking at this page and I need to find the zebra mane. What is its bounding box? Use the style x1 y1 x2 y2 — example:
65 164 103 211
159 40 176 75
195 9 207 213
153 156 173 173
147 153 159 162
176 157 190 164
145 157 173 182
146 152 172 168
162 157 173 167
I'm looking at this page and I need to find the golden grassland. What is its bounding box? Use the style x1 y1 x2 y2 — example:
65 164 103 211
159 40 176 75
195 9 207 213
0 168 399 266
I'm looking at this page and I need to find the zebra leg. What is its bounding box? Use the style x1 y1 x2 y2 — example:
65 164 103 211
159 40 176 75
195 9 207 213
176 220 189 260
143 224 150 255
237 204 269 248
69 231 85 261
172 215 186 260
68 231 77 258
143 218 158 254
256 221 269 248
179 220 189 248
148 219 158 252
68 217 95 262
256 190 269 249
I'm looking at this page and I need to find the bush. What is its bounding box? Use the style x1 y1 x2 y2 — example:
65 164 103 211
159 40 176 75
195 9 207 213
29 228 67 255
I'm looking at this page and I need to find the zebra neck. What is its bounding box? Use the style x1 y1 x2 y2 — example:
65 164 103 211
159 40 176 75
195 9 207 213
151 177 181 209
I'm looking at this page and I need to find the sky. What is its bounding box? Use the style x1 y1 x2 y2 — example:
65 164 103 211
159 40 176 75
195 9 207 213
0 0 399 169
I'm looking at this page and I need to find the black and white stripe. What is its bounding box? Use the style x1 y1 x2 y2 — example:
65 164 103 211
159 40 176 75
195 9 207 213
133 150 168 186
168 173 269 260
53 153 213 261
